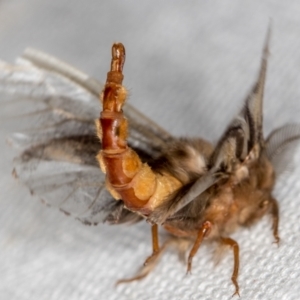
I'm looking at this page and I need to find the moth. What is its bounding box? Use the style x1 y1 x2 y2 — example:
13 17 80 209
1 29 300 296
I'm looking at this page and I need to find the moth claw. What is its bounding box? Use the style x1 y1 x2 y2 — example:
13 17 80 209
273 236 280 246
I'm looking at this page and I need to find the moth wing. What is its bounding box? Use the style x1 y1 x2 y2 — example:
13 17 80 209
210 29 269 172
192 28 270 191
28 47 173 155
1 49 172 225
14 158 115 225
148 29 270 224
265 124 300 177
1 48 174 153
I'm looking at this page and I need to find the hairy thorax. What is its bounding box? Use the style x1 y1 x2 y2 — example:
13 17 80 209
163 153 275 241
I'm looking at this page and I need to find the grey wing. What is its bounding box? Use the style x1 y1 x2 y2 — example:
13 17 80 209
210 27 270 172
148 28 271 224
265 124 300 177
1 48 172 225
1 48 172 155
14 157 116 226
23 48 173 155
186 27 270 196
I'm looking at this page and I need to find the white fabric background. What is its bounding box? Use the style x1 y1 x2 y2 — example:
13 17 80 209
0 1 300 299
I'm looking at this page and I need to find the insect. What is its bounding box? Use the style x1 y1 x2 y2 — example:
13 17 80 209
1 29 300 296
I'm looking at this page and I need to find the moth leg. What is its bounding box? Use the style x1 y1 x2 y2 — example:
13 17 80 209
144 224 160 265
221 237 240 297
116 238 172 285
270 197 280 244
187 221 211 274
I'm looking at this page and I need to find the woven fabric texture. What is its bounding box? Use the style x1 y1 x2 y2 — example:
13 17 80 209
0 1 299 299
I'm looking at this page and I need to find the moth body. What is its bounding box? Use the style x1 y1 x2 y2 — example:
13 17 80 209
98 29 282 295
138 138 276 241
